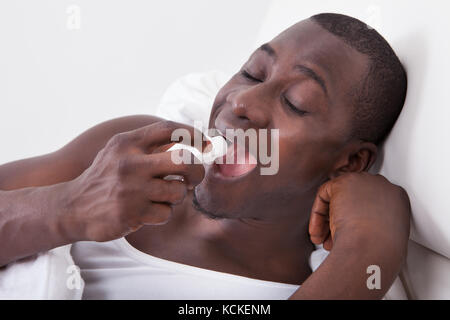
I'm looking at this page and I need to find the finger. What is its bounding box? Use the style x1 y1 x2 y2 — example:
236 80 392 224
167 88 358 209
309 181 332 244
309 212 330 245
323 232 333 251
138 152 206 189
140 202 173 225
128 121 207 152
310 213 330 245
147 179 188 205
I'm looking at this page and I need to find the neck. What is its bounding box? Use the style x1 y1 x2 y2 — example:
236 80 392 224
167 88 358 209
127 191 316 285
180 193 315 282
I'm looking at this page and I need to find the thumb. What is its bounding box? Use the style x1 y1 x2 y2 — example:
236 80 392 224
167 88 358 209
309 181 333 245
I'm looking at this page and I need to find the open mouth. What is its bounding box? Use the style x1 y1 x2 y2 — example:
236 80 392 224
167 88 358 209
214 139 258 178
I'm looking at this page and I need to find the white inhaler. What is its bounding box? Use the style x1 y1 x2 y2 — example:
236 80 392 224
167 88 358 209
163 134 230 182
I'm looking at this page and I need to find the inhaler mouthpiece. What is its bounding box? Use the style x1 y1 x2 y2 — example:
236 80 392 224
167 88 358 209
163 134 229 182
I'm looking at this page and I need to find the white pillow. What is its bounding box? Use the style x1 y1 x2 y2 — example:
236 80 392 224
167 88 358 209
156 70 230 129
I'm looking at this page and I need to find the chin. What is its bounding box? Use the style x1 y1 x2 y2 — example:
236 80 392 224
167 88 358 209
192 170 252 220
196 159 279 217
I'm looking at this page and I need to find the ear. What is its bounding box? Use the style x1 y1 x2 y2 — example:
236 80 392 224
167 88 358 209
328 141 378 179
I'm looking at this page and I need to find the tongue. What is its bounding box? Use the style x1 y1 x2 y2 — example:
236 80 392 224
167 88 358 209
216 143 257 177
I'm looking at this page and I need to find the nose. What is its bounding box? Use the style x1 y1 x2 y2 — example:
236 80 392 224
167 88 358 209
226 86 271 129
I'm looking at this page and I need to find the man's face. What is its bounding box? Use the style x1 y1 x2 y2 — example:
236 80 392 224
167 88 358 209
194 19 369 221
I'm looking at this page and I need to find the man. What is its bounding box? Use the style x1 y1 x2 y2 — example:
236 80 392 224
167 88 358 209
0 13 410 299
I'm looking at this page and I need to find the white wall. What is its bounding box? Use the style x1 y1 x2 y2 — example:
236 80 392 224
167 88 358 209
0 0 270 164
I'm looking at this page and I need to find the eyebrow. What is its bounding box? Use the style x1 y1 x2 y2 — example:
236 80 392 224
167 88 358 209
294 65 328 95
257 43 328 96
258 43 276 58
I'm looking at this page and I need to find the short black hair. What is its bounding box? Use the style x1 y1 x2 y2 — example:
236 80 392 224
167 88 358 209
310 13 407 145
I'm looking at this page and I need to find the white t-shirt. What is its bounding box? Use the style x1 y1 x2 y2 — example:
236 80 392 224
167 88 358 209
71 237 329 300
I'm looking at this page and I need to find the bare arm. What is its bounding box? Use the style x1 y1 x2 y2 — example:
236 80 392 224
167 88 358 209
0 115 164 190
0 115 163 266
289 173 410 299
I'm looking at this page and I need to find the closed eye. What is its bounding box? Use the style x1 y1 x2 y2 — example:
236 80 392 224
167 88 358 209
282 95 308 116
241 69 263 83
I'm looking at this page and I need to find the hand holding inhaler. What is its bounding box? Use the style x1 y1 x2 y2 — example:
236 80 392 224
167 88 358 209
62 121 212 243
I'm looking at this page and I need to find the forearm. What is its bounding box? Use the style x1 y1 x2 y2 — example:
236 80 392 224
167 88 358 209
0 115 165 266
289 229 407 300
0 182 75 266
